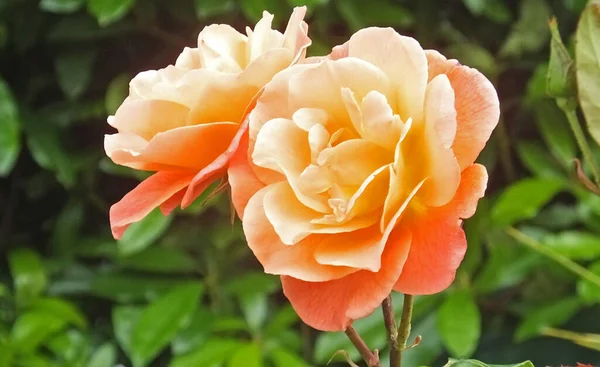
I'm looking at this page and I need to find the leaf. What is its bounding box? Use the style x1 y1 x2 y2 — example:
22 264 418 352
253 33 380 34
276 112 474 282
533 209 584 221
39 0 85 13
241 0 286 23
240 293 268 334
225 272 281 297
118 208 173 256
491 178 564 227
543 231 600 260
533 101 577 167
337 0 413 31
463 0 512 23
577 1 600 146
270 348 308 367
228 343 263 367
50 200 85 256
88 0 137 26
112 306 142 359
0 77 20 176
130 283 203 367
515 296 581 341
577 260 600 304
447 43 497 79
29 297 87 329
194 0 235 19
444 359 534 367
500 0 550 57
516 141 564 179
0 340 14 367
87 343 117 367
547 18 576 99
171 308 215 355
11 312 67 353
264 305 299 336
45 329 89 363
105 73 130 115
55 49 97 100
25 121 75 187
169 338 243 367
119 246 196 274
91 273 195 302
8 248 47 307
437 290 481 358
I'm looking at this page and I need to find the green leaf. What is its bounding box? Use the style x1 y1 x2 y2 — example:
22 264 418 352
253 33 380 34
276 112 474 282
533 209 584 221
0 77 20 176
112 306 142 359
337 0 413 31
172 308 215 355
241 0 286 23
194 0 235 19
55 49 97 100
225 272 281 297
118 208 173 256
533 101 577 167
547 18 576 99
447 43 497 79
88 343 117 367
228 342 263 367
463 0 512 23
576 1 600 146
515 297 581 341
50 200 85 256
105 73 130 115
499 0 550 57
130 283 203 367
0 339 14 367
444 359 534 367
264 305 299 336
169 338 243 367
8 249 47 307
516 141 564 179
491 178 564 227
577 260 600 304
29 298 87 329
45 329 90 363
543 231 600 260
88 0 137 26
240 293 268 334
91 273 195 303
11 312 67 353
270 348 308 367
119 246 196 274
437 290 481 358
40 0 85 13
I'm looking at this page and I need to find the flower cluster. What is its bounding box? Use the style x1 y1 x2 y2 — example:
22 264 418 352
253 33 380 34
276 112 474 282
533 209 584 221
105 7 499 331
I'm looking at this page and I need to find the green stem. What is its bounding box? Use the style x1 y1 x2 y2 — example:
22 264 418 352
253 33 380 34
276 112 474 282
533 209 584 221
506 227 600 288
397 294 414 367
382 296 400 367
557 99 600 185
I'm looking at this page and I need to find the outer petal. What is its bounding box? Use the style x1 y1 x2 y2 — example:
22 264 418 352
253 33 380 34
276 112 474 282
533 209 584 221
110 170 196 239
242 186 357 282
393 164 488 294
425 50 500 169
281 227 412 331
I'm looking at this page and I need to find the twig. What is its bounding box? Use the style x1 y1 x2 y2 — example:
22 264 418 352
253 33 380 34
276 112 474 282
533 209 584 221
382 296 400 367
344 325 381 367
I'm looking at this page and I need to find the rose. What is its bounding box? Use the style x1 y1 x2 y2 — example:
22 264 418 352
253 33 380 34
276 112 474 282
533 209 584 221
228 27 499 331
104 7 310 239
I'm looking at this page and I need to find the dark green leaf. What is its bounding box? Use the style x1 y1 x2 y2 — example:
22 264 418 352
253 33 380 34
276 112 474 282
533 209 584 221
437 290 481 358
264 305 299 336
119 246 196 274
169 338 243 367
88 0 137 26
172 307 215 355
11 312 67 353
225 272 280 297
92 273 195 303
228 342 263 367
577 260 600 304
576 1 600 146
118 208 173 256
88 343 117 367
194 0 235 19
40 0 85 13
515 297 581 341
25 122 76 187
112 306 142 359
50 200 85 256
491 178 564 227
105 73 130 115
270 347 308 367
543 231 600 260
8 249 47 307
516 142 564 179
0 77 20 176
337 0 413 31
29 297 87 329
500 0 550 57
533 101 577 167
130 283 203 367
55 49 97 100
463 0 512 23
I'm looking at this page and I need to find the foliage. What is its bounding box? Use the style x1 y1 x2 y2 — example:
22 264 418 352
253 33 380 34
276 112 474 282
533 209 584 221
0 0 600 366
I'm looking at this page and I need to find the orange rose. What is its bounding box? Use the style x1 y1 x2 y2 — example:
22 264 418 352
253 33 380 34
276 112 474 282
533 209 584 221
228 27 499 331
104 7 310 238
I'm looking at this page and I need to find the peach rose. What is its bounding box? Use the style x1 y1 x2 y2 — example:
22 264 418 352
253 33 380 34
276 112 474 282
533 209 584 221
228 27 499 331
104 7 310 239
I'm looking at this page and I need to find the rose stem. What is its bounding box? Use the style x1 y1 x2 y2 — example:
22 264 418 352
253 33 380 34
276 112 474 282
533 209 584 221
382 296 400 367
344 325 381 367
397 294 415 367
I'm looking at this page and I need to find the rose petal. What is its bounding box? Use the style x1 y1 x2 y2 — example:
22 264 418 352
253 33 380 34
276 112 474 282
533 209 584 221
281 227 412 331
393 164 488 294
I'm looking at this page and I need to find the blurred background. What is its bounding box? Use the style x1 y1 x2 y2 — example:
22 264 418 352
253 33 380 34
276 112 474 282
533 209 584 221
1 0 600 366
